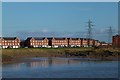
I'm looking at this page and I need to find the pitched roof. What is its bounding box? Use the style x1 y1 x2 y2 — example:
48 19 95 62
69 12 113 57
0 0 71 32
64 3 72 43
114 35 120 37
54 37 67 40
47 37 67 40
0 37 17 40
26 37 32 41
26 37 47 40
34 37 46 40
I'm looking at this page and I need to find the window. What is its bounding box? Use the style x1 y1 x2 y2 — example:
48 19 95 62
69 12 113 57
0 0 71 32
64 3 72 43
18 43 19 45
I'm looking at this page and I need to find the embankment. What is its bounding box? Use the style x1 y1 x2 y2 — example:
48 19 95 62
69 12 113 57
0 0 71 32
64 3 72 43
2 48 120 63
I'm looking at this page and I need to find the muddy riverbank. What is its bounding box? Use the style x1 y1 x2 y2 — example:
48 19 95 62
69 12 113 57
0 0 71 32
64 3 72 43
2 48 120 63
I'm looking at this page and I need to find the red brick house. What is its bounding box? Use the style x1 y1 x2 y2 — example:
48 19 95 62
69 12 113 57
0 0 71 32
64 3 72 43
88 39 97 47
0 37 20 48
81 38 89 47
93 40 100 47
112 35 120 48
25 37 48 48
80 38 100 47
68 38 82 47
48 37 68 48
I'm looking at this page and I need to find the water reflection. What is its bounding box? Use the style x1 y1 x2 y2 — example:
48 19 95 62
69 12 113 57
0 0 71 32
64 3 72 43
2 57 118 78
3 57 118 69
24 57 81 68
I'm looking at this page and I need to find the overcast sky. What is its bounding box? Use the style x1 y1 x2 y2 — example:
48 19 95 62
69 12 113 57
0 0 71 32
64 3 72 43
2 2 118 42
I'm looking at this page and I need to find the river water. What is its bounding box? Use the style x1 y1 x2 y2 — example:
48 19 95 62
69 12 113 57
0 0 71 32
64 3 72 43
2 57 118 78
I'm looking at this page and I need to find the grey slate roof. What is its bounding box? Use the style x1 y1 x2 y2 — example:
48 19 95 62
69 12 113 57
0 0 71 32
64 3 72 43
0 37 17 40
54 38 67 40
26 37 46 41
47 37 67 40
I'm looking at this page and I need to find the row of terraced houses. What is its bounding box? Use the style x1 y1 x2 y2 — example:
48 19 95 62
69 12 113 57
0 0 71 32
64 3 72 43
0 37 102 48
24 37 101 48
2 36 119 48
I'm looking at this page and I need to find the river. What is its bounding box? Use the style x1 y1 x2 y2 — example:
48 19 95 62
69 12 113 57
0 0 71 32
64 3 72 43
2 57 118 78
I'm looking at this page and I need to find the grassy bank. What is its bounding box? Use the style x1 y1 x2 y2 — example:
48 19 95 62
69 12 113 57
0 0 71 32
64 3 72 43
2 47 120 63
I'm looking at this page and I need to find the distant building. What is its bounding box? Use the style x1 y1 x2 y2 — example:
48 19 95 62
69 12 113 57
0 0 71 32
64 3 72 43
48 37 68 48
81 38 89 47
0 36 102 48
100 41 108 46
93 40 101 47
68 38 82 47
112 35 120 48
98 41 112 48
87 39 95 47
0 37 20 48
25 37 49 48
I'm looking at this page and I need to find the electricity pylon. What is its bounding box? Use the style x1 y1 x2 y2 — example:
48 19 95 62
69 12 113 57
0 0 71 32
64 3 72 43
86 20 94 39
